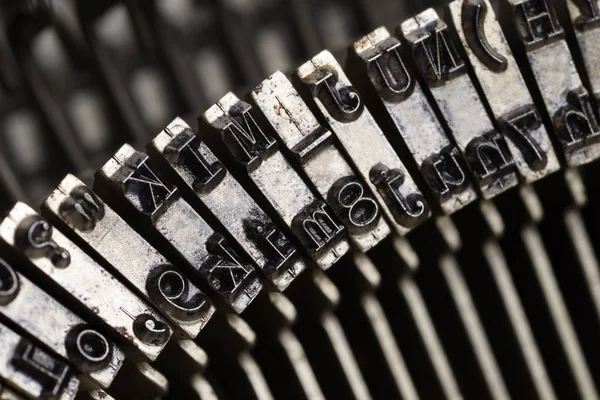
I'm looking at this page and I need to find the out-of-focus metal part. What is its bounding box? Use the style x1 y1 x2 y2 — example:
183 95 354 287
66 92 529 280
149 118 307 292
397 275 463 399
250 71 391 252
295 50 431 234
154 339 208 399
245 291 326 400
11 4 129 170
42 174 214 338
190 373 221 400
437 254 511 400
502 0 600 167
0 319 80 400
200 314 276 400
76 1 190 140
400 9 520 199
0 256 124 389
331 252 419 400
285 270 373 400
520 224 599 399
349 27 478 215
109 360 168 400
481 240 557 400
447 0 560 183
202 92 349 270
563 0 600 104
0 383 26 400
0 203 172 362
564 207 600 332
94 144 262 314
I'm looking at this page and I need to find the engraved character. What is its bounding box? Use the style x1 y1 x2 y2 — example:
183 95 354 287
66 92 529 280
123 160 176 216
164 131 226 194
146 267 208 321
512 0 563 48
499 106 548 170
554 87 600 151
367 43 415 101
294 202 344 251
203 234 253 295
329 178 380 233
461 0 508 72
412 23 465 85
245 219 296 274
369 164 428 228
422 147 469 199
313 69 364 122
223 107 276 167
12 340 71 396
466 132 516 184
59 186 105 231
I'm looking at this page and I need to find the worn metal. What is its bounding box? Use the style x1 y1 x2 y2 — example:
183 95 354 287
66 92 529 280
503 0 600 167
42 174 215 337
250 71 391 251
0 203 172 362
202 93 350 270
95 144 262 314
349 27 478 215
401 9 520 199
295 50 431 234
564 0 600 100
447 0 560 183
149 118 307 291
0 256 124 389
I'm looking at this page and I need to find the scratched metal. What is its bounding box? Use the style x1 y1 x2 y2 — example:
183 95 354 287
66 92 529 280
42 174 215 338
447 0 560 183
0 256 124 389
0 203 172 361
250 71 391 252
503 0 600 167
295 50 431 234
149 118 307 291
564 0 600 103
350 27 478 215
203 93 350 270
400 9 520 200
95 144 262 314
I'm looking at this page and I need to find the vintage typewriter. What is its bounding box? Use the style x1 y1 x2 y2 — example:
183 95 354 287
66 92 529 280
0 0 600 399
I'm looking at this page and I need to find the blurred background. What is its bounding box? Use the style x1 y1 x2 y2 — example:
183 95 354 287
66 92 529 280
0 0 447 212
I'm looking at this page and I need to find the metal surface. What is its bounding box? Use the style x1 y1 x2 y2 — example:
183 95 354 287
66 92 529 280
3 0 600 399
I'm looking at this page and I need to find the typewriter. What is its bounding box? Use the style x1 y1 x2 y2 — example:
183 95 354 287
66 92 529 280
0 0 600 399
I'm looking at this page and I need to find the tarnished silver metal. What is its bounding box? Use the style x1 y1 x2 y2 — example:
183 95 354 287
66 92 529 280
564 0 600 103
42 174 215 338
0 256 124 389
0 203 172 362
149 118 307 291
0 320 80 400
250 71 391 251
295 51 431 234
202 93 350 270
503 0 600 167
447 0 560 183
349 27 478 215
95 144 262 314
400 9 520 199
